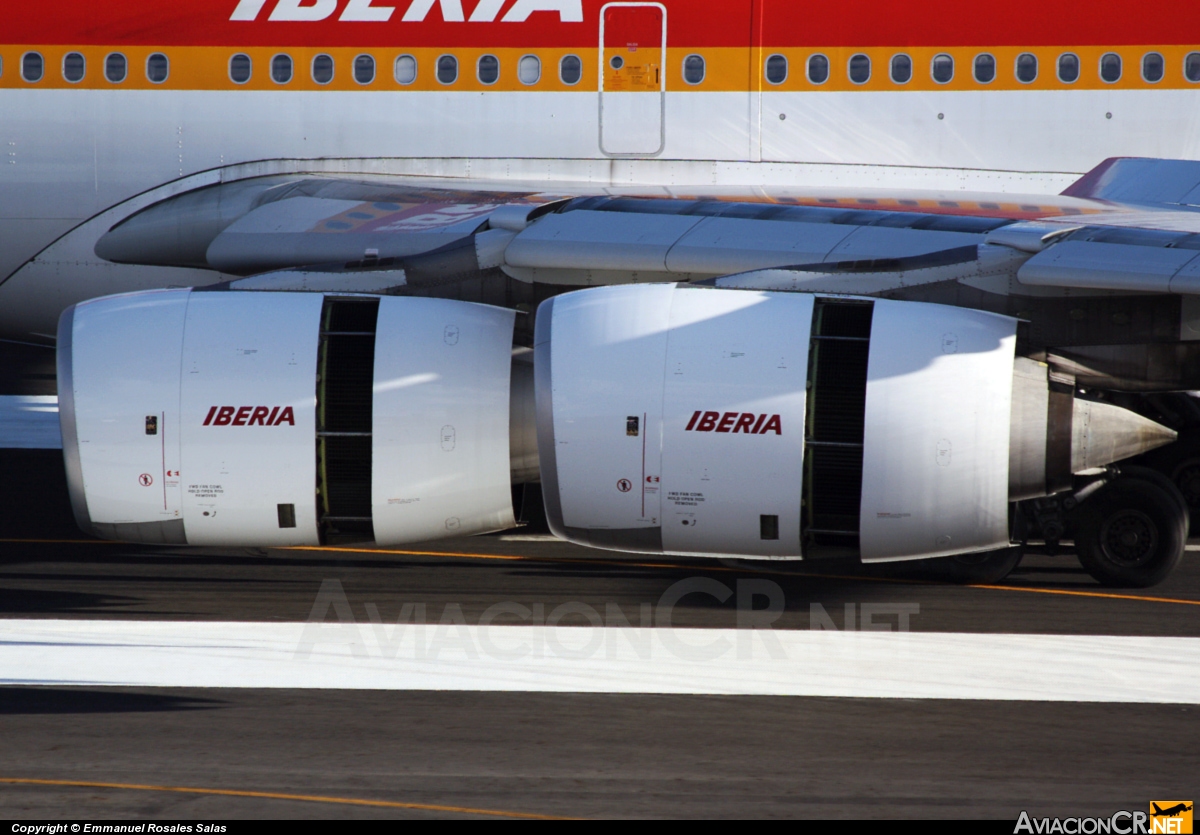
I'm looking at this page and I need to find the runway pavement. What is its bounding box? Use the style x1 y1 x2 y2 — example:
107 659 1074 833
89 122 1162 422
1 449 1198 818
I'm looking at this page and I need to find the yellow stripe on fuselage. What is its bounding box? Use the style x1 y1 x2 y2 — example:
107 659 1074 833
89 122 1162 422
0 44 1196 92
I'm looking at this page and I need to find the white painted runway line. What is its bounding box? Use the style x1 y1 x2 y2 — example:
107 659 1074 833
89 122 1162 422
1 620 1198 702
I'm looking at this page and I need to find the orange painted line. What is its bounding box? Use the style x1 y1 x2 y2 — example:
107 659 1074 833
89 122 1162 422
288 544 742 573
5 538 1195 607
0 777 571 819
962 582 1200 606
288 545 1200 606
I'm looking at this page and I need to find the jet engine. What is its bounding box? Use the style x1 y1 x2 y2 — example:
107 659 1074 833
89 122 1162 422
58 284 1174 563
534 284 1176 561
58 289 524 547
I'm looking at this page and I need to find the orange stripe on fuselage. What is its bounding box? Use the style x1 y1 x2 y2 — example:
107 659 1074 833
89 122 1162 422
2 43 1198 92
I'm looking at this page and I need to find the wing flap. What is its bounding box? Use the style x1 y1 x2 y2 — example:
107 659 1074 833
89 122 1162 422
1017 240 1200 293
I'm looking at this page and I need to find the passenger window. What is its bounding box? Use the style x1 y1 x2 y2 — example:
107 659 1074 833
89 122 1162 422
848 53 870 84
931 53 953 83
272 54 293 84
1058 53 1080 83
807 54 829 84
1142 52 1164 83
354 54 375 84
477 54 499 85
559 54 581 85
229 53 252 84
1100 52 1122 83
973 53 995 83
890 54 911 84
22 52 43 83
395 54 417 84
765 54 787 84
683 54 705 85
312 54 334 84
518 54 540 85
146 53 169 84
63 52 85 83
1187 52 1200 83
437 55 458 84
105 53 127 83
1015 52 1037 83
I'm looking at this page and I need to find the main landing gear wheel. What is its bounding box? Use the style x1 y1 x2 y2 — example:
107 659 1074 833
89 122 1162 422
1117 466 1191 527
1073 474 1187 588
1142 435 1200 528
929 545 1024 584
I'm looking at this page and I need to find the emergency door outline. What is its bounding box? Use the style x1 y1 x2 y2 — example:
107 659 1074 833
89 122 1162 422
598 2 667 158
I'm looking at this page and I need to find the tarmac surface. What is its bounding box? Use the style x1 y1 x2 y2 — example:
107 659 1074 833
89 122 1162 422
1 449 1197 818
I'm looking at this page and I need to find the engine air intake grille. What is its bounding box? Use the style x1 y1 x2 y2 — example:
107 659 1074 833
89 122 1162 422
316 297 379 543
802 299 873 557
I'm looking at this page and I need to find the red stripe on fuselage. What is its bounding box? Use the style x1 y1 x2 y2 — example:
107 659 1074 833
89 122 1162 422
7 1 1200 49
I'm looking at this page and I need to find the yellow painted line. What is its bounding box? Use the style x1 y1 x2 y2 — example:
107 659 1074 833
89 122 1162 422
0 777 570 819
962 582 1200 606
291 545 1200 607
5 538 1197 608
289 544 745 573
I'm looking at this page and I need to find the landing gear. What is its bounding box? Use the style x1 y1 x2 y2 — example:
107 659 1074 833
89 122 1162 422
1072 473 1188 588
1142 435 1200 529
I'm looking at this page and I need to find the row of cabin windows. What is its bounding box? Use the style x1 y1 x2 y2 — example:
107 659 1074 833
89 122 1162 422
6 50 584 86
11 52 167 83
765 51 1200 85
4 50 686 87
12 49 1199 87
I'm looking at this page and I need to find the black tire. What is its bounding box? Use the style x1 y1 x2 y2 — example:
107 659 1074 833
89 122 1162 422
1169 456 1200 524
928 545 1024 584
1141 435 1200 528
1074 477 1187 588
1117 466 1190 533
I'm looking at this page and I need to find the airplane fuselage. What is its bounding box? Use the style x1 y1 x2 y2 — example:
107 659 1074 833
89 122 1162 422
3 0 1200 302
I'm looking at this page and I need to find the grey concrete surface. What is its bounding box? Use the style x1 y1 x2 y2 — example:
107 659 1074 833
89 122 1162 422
0 689 1196 819
1 449 1197 818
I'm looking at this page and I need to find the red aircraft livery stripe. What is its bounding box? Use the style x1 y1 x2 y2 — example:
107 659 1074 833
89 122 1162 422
6 0 1200 49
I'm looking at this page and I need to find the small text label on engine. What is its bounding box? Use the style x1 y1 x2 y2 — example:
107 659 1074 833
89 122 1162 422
684 410 782 435
202 406 295 426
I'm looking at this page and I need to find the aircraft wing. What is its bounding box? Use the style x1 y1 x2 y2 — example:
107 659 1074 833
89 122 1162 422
88 158 1200 301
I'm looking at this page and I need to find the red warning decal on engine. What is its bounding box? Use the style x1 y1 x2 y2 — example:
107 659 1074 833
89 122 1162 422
684 411 782 435
202 406 295 427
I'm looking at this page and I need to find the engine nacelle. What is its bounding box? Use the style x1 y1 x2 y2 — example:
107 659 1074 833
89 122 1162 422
534 284 1171 562
59 283 1174 560
58 289 518 546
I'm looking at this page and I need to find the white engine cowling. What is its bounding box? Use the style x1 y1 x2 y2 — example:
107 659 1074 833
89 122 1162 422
58 289 516 546
534 284 1019 561
59 283 1174 559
